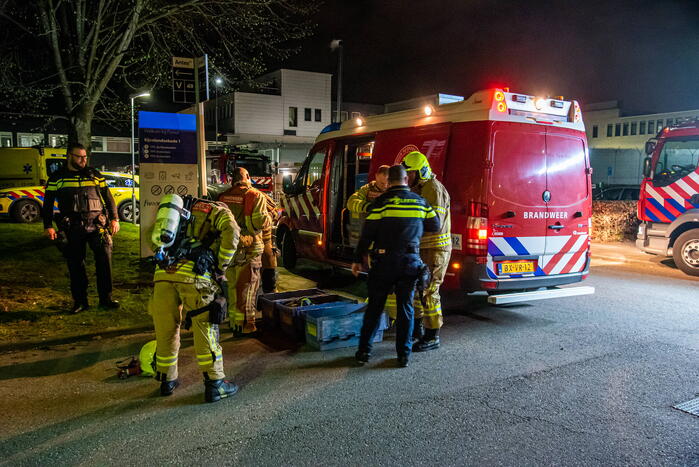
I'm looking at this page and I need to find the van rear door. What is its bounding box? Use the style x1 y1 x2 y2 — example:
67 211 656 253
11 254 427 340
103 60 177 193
541 130 590 275
488 124 548 278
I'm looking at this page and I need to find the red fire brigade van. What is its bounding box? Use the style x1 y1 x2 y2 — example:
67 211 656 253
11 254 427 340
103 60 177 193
277 89 594 304
636 119 699 276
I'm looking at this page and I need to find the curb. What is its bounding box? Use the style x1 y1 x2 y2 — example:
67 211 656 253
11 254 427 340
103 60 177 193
0 325 154 354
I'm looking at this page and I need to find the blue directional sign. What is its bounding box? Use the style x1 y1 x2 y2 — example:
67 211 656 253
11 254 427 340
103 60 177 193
138 111 196 164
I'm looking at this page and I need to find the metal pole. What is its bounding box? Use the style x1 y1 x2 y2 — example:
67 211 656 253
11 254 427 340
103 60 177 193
130 97 137 225
337 42 343 122
215 86 219 144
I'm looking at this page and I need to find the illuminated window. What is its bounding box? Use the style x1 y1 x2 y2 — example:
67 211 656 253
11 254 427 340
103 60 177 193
289 107 298 127
18 133 44 147
0 132 12 147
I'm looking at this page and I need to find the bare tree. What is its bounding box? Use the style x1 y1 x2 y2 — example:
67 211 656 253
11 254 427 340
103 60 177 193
0 0 317 148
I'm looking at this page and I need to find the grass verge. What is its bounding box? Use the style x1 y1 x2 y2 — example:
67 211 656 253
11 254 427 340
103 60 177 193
0 221 153 347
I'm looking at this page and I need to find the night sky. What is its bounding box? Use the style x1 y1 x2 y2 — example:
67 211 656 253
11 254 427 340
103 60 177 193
283 0 699 115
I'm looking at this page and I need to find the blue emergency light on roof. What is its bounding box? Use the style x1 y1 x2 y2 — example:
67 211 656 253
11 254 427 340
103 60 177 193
320 122 341 134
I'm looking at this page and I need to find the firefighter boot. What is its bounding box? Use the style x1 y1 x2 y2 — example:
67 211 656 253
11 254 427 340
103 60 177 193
204 374 239 403
261 268 277 294
160 379 179 396
414 328 440 352
412 317 424 344
397 355 410 368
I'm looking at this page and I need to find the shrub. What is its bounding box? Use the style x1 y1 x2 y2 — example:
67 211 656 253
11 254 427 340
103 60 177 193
592 201 640 242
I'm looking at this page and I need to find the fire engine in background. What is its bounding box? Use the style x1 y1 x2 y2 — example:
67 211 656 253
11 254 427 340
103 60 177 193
636 119 699 276
277 88 594 304
208 146 275 194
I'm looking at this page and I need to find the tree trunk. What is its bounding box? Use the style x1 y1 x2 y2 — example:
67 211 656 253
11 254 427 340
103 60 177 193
68 103 94 152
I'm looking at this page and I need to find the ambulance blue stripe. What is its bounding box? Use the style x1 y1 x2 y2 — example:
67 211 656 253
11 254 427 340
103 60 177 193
504 237 529 256
666 198 686 213
648 198 676 221
487 240 505 257
644 209 660 222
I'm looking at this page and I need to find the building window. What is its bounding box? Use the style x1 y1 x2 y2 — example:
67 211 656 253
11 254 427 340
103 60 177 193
606 124 613 137
315 109 322 122
48 134 68 148
288 107 298 127
648 120 654 135
615 123 621 137
0 132 12 147
592 125 598 138
17 132 44 147
333 110 348 123
630 122 637 135
106 137 130 153
351 112 362 120
623 123 629 136
304 108 312 121
639 121 646 135
91 137 105 152
657 120 664 132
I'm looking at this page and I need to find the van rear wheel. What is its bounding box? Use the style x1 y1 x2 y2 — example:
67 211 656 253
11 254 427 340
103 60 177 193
281 231 297 270
12 199 40 223
672 229 699 276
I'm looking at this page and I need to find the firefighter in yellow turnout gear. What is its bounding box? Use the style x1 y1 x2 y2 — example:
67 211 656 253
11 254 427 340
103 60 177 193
149 194 241 402
218 168 271 335
260 191 279 293
402 151 452 351
346 166 398 316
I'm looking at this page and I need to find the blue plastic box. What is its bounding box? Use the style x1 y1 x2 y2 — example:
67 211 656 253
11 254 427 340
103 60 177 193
258 288 325 328
305 302 388 351
278 295 358 341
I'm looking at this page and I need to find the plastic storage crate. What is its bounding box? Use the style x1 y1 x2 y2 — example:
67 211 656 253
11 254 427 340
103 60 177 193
277 295 358 341
258 288 324 328
305 302 388 351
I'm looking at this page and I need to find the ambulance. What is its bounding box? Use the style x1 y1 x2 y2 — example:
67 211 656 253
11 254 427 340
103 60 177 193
636 119 699 276
277 89 594 304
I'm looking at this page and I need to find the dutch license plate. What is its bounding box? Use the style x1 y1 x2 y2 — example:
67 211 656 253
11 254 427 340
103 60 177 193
499 261 535 274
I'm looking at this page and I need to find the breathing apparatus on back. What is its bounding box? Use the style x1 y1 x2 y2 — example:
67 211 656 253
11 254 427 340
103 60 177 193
152 194 194 266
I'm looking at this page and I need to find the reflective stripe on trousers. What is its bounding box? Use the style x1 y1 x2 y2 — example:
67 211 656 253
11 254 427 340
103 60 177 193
414 247 452 329
149 281 225 381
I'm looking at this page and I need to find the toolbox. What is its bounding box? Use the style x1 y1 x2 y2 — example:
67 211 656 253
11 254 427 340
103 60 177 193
305 302 388 351
258 288 325 328
277 295 358 341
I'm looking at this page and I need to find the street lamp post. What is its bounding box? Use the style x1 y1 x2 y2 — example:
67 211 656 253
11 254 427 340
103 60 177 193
130 91 150 225
331 39 343 123
214 77 223 145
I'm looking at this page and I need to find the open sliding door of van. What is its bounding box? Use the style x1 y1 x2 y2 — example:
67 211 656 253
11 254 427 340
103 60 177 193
488 125 549 279
541 129 591 276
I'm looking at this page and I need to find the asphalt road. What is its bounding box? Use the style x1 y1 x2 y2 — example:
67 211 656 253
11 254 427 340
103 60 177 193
0 259 697 466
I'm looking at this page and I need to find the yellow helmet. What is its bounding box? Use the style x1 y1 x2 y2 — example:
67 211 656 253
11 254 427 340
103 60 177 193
139 340 157 376
401 151 432 180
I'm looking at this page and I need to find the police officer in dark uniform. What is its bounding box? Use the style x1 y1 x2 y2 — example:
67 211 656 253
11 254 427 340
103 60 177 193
42 143 120 313
352 165 440 367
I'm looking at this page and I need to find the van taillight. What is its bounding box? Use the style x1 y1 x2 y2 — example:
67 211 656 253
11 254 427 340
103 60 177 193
465 216 488 255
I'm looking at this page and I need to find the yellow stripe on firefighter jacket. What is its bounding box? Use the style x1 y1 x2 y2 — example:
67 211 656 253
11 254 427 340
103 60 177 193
153 200 240 284
347 180 386 218
218 184 270 257
416 177 451 249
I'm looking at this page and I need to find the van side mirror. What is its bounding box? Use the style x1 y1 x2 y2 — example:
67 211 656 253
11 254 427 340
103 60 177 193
645 141 656 155
643 156 652 178
282 175 293 194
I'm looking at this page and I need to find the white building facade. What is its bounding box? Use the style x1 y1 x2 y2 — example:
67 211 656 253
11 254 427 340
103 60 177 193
584 101 699 185
205 69 332 166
